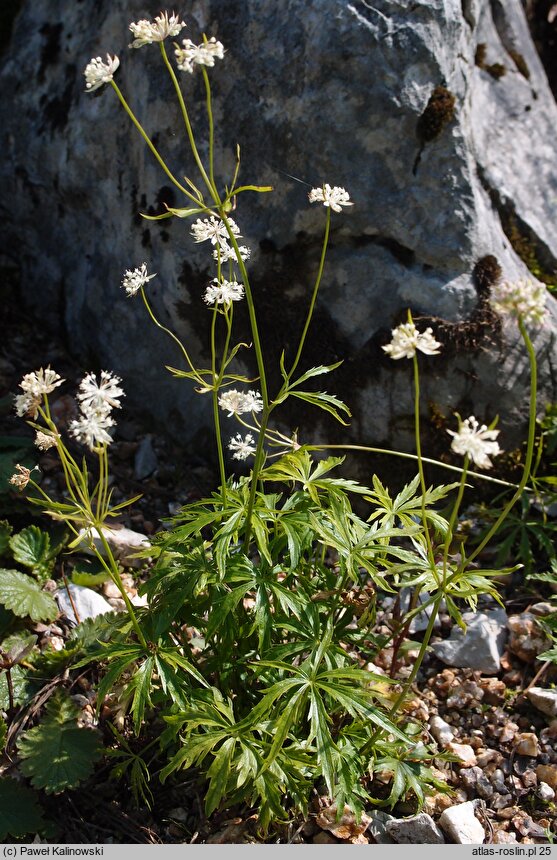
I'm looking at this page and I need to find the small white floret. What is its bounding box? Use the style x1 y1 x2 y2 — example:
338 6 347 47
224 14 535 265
491 278 547 327
382 322 442 360
228 432 257 461
308 184 353 213
447 415 501 470
129 12 186 48
204 278 244 305
218 389 263 417
84 54 120 91
121 263 156 297
175 36 225 73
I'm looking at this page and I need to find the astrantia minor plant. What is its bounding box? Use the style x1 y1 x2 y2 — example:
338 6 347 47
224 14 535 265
11 11 545 830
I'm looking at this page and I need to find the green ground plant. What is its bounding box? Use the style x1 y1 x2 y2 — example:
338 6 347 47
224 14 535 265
1 10 552 840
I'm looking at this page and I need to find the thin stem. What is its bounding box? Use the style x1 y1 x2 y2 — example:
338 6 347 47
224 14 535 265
307 444 522 490
201 67 217 194
413 353 437 571
288 209 331 379
110 80 197 203
465 318 538 567
363 593 443 754
140 285 203 383
442 456 469 579
94 527 148 649
159 43 215 200
220 216 269 408
210 306 227 503
243 409 271 549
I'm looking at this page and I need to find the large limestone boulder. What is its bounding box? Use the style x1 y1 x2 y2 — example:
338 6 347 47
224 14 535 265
1 0 556 461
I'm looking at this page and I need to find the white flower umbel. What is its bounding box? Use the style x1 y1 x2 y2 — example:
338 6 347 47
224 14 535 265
20 367 64 397
213 240 251 263
228 432 257 461
15 367 64 419
14 393 41 420
84 54 120 91
204 278 244 306
174 36 225 73
129 12 186 48
35 430 59 451
191 216 240 246
77 371 124 416
218 389 264 417
69 412 115 451
491 278 547 327
121 263 156 297
382 322 442 360
447 415 501 470
9 464 37 491
308 184 353 213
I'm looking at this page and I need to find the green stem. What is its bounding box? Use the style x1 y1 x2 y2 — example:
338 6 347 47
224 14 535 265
110 80 197 203
210 306 227 503
220 215 269 408
94 527 148 649
364 593 443 754
159 43 215 200
243 408 270 549
442 456 469 579
307 444 522 490
413 352 437 571
201 67 217 194
465 317 538 567
288 208 331 379
140 285 203 383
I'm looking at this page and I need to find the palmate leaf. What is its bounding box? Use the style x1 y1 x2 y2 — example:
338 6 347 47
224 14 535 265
0 569 58 621
17 691 102 793
0 778 45 840
366 474 456 534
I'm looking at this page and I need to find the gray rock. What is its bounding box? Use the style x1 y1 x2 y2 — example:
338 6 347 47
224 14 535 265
527 687 557 718
56 582 115 624
439 801 485 844
386 813 445 844
429 714 455 746
431 608 507 674
77 526 151 568
0 1 556 455
366 811 396 845
134 434 158 480
400 589 444 634
538 781 556 802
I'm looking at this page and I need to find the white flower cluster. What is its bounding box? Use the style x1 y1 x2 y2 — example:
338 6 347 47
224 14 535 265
204 278 244 306
491 278 547 327
69 371 124 451
218 389 263 417
228 432 257 461
191 215 240 246
192 215 250 267
14 367 64 419
129 12 186 48
121 263 156 297
84 54 120 92
382 322 442 360
447 415 501 470
175 37 225 73
213 242 251 263
308 184 353 213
